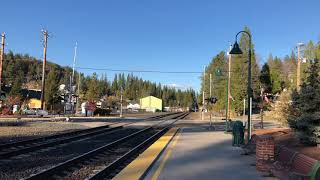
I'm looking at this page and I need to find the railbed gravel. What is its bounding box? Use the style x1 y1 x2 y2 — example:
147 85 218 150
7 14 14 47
63 129 158 180
0 121 87 144
0 127 141 180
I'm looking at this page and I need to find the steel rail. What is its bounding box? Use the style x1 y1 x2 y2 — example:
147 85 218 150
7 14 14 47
25 112 187 180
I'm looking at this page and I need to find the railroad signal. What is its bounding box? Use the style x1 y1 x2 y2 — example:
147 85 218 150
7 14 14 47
215 68 222 76
205 97 218 104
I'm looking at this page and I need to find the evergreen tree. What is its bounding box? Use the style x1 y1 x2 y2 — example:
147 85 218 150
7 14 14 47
288 59 320 145
230 26 260 114
111 74 118 95
9 70 23 98
86 73 100 101
268 56 283 93
45 67 60 110
259 63 272 93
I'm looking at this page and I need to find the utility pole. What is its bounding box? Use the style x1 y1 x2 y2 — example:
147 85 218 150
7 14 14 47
296 43 304 91
120 88 123 118
202 66 206 120
260 87 264 129
69 42 78 114
40 30 48 110
72 42 77 85
209 73 212 129
76 74 81 114
209 73 212 97
0 33 5 96
243 99 246 123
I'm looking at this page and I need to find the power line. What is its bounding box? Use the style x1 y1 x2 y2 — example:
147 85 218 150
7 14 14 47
74 66 250 75
75 67 203 74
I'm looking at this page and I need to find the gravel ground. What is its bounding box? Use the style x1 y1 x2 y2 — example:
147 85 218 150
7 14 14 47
0 121 87 144
64 129 157 180
0 112 164 144
0 127 141 180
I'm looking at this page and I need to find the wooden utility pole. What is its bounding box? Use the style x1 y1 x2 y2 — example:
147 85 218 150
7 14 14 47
296 43 304 91
120 87 123 118
209 73 212 97
260 87 264 129
0 33 5 96
40 30 48 110
202 66 206 120
209 73 212 128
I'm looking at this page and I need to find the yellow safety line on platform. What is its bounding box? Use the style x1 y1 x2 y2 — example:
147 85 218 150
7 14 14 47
113 128 179 180
151 128 182 180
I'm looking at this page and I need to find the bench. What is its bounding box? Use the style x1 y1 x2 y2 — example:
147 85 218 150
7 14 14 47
263 146 298 177
269 150 320 180
288 153 320 180
241 134 258 155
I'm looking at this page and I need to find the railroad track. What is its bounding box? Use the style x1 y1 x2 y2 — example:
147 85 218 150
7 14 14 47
0 112 177 160
25 112 189 180
0 124 123 159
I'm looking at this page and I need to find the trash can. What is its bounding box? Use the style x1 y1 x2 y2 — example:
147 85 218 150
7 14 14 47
232 120 245 146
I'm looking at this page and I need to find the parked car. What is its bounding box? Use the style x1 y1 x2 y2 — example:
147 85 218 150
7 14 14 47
23 109 36 115
35 109 48 116
23 108 48 116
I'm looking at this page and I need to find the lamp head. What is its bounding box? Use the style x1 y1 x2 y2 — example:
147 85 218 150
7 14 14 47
229 41 243 55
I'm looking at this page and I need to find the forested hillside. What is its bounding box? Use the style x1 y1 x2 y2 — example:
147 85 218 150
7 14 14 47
1 51 196 110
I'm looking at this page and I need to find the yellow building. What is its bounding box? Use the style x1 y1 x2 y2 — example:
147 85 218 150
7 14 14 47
28 98 41 109
140 96 162 112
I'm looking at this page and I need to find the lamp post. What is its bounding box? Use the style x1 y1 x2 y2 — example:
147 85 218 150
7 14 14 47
229 31 252 143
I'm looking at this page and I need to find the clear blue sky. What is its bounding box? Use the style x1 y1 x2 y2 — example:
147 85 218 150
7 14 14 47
1 0 320 92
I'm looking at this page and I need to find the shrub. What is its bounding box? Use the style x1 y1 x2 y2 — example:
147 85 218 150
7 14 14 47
93 108 112 116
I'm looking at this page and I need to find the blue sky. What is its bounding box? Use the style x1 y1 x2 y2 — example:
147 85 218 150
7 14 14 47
1 0 320 92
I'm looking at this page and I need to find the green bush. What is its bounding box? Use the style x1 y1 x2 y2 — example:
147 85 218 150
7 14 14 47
93 108 112 116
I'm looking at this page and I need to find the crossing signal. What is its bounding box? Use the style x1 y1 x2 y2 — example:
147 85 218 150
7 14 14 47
205 97 218 104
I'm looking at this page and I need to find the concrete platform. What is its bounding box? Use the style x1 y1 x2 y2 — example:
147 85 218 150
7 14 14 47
144 126 275 180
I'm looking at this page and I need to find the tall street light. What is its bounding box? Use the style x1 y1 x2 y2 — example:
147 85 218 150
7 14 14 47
229 31 252 143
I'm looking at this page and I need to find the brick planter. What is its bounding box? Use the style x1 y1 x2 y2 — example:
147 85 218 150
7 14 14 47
256 135 275 172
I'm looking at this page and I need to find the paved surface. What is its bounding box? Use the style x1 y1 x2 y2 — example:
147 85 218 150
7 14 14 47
145 125 275 180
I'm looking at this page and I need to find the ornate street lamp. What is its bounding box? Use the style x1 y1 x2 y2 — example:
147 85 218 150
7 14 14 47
229 31 252 143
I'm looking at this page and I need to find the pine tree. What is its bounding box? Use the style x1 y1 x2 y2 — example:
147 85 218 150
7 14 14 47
86 73 100 102
45 67 60 110
260 63 272 93
9 70 23 98
268 56 283 93
230 26 260 114
288 59 320 145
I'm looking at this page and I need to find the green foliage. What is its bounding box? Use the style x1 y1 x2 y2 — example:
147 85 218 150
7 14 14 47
3 50 72 89
45 66 60 108
288 59 320 145
93 108 111 116
267 55 283 93
259 63 272 93
200 51 227 111
86 73 100 101
9 70 23 98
